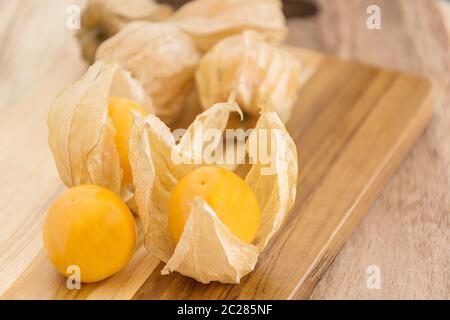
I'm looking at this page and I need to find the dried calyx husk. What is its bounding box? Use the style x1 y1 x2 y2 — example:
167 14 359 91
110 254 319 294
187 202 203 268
129 102 298 283
48 60 152 207
96 22 201 125
169 0 287 52
196 31 301 124
77 0 173 63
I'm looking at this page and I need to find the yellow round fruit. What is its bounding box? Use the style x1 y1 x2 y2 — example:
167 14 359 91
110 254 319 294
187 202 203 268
43 185 136 283
108 96 148 186
168 166 260 244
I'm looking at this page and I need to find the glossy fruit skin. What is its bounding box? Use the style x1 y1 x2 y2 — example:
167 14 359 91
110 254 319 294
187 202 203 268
43 185 136 283
168 166 260 244
108 96 147 186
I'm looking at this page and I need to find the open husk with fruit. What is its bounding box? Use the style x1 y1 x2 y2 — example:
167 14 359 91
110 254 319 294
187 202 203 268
129 102 298 283
48 60 153 207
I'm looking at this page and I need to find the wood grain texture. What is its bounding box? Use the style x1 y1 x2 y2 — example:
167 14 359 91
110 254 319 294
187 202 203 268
0 0 447 300
0 0 86 296
285 0 449 300
0 45 433 298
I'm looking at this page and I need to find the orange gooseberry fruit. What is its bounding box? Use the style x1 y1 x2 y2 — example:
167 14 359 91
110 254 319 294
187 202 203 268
43 185 136 283
168 166 260 244
108 96 148 186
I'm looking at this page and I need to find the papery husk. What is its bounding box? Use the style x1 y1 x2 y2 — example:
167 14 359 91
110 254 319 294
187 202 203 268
162 197 258 283
48 59 152 205
196 31 301 124
129 102 298 283
245 111 298 249
77 0 173 63
96 22 201 124
169 0 287 52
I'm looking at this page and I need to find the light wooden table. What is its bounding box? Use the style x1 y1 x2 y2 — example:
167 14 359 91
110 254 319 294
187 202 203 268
287 0 450 299
0 0 448 299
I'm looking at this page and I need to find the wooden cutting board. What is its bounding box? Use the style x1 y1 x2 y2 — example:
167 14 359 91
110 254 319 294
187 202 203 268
0 46 432 299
